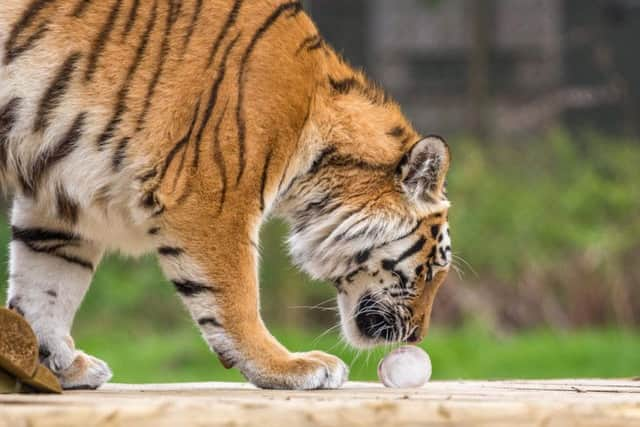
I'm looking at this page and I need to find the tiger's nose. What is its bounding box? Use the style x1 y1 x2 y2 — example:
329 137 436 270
355 293 394 340
355 312 394 340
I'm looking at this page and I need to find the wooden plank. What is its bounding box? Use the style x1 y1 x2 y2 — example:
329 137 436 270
0 380 639 427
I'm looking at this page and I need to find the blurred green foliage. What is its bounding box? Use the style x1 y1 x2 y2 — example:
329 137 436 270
450 130 640 280
76 325 640 383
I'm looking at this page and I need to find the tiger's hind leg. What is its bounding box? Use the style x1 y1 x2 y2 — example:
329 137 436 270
6 197 110 389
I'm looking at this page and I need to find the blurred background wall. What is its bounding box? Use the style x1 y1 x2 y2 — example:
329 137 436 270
1 0 638 382
309 0 640 138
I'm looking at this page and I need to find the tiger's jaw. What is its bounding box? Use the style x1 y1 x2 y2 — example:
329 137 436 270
336 269 449 349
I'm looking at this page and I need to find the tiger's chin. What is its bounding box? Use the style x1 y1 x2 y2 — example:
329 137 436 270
338 316 385 350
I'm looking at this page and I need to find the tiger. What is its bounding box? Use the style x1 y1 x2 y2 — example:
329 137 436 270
0 0 452 390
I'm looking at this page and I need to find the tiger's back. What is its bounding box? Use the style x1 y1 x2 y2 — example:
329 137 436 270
0 0 315 251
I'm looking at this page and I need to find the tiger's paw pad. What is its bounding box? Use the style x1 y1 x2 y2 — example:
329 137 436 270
57 351 112 390
251 351 348 390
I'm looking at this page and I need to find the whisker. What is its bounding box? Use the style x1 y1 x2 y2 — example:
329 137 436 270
452 253 479 278
290 305 338 312
312 322 342 345
451 263 465 280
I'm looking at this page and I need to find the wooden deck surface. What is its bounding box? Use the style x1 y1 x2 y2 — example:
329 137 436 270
1 379 639 426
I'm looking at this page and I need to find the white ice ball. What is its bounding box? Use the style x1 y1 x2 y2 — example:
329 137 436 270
377 346 432 388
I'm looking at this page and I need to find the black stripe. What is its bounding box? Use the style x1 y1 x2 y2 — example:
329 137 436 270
307 37 323 51
172 280 217 297
8 297 25 317
135 0 181 132
137 168 158 182
34 52 82 132
4 22 49 65
355 250 371 264
85 0 124 81
234 1 302 186
0 98 21 169
382 237 427 271
192 33 241 171
206 0 242 68
142 192 156 207
148 227 161 235
170 141 188 190
55 186 79 224
168 0 182 24
121 0 140 38
387 126 406 138
151 205 165 217
182 0 203 51
296 34 317 54
157 97 200 183
71 0 92 17
4 0 54 64
430 225 440 239
96 0 157 149
212 101 229 215
329 76 388 105
327 155 392 172
397 237 427 263
112 137 130 171
52 252 93 270
427 245 436 259
300 194 331 215
307 146 337 174
11 226 79 243
440 247 447 260
345 267 364 283
400 136 412 147
11 226 92 270
329 77 359 94
158 246 183 256
307 149 391 174
295 34 322 55
198 317 222 327
259 147 273 211
27 112 86 196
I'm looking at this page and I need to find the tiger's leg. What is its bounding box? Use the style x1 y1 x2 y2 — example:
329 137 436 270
6 197 110 389
157 211 348 390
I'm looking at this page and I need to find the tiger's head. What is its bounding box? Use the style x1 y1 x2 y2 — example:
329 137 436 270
282 135 451 349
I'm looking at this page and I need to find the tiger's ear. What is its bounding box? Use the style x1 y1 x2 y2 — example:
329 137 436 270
396 135 450 202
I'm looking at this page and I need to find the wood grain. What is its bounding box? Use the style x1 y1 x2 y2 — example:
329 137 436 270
1 380 639 426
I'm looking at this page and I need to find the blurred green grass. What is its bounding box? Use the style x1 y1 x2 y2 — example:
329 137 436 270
75 325 640 383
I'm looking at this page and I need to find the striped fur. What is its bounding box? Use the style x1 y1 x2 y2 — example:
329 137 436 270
0 0 451 390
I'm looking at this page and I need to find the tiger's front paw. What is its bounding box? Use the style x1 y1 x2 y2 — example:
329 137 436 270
245 351 348 390
57 350 112 390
